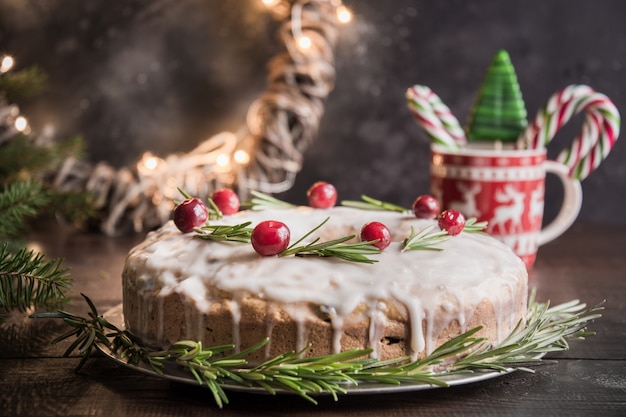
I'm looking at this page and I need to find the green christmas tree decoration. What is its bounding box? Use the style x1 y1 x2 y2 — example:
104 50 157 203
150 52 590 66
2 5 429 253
466 49 528 142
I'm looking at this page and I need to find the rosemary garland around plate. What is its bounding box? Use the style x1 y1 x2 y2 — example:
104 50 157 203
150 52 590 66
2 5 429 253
32 290 602 408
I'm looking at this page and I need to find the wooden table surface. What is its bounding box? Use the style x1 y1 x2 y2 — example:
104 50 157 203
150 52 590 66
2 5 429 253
2 222 625 416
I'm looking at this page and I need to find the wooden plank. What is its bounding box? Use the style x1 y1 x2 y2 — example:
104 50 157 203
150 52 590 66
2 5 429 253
1 357 625 416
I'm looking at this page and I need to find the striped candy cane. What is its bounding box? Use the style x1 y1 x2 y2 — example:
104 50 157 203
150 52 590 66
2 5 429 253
517 84 620 180
406 85 466 151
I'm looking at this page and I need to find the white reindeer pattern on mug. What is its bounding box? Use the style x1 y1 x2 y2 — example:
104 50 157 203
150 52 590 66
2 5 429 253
528 183 545 229
441 179 547 236
489 184 525 232
489 184 527 233
449 182 482 218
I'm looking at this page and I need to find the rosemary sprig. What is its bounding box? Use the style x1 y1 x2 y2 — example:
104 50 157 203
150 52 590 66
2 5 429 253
31 294 115 371
32 291 602 408
279 217 381 264
341 195 410 214
245 191 295 211
463 217 488 234
402 224 450 252
206 198 224 220
192 216 380 262
176 187 193 201
401 218 489 252
194 222 253 243
454 290 603 372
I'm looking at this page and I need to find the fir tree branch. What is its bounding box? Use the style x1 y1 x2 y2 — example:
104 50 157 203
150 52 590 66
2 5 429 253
0 66 47 101
0 179 49 239
45 189 97 225
0 135 84 182
0 243 72 312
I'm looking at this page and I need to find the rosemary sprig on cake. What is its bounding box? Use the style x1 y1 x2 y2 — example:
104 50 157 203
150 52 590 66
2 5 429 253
205 198 225 220
245 190 295 211
402 224 450 251
341 194 487 236
173 185 488 257
194 222 254 243
32 291 602 408
402 215 488 252
341 195 410 214
462 217 489 234
285 218 380 263
280 233 381 264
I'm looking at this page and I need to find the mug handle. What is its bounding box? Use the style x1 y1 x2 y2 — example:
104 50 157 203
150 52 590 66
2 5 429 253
538 161 583 246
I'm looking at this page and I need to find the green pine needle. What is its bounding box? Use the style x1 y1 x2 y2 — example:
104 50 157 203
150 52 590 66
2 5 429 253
0 66 47 101
0 243 72 312
0 136 91 234
0 135 84 182
0 180 49 239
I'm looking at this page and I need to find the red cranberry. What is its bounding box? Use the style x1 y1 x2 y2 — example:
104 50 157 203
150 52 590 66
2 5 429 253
174 198 209 233
412 195 440 219
307 181 337 209
211 188 240 215
438 209 466 236
251 220 291 256
360 222 391 250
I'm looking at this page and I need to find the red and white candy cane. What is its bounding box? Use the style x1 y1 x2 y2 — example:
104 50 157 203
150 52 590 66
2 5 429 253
516 84 620 180
406 85 466 151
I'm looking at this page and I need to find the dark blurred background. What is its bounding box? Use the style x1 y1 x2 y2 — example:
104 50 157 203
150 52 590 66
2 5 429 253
1 0 624 224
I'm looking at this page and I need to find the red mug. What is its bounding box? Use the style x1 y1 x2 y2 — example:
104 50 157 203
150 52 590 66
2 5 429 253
430 144 583 268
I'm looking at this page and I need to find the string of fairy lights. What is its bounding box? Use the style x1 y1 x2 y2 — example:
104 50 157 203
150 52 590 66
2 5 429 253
0 0 353 235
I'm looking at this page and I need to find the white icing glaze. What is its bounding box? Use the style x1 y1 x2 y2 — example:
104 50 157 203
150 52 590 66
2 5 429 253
124 206 527 357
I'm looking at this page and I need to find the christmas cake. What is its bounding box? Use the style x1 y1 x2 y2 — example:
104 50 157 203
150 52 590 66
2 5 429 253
122 190 528 363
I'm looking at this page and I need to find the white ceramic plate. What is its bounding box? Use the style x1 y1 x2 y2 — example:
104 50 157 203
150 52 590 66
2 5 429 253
99 304 513 395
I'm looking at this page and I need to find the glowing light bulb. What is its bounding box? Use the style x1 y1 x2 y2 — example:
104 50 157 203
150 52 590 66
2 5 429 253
27 242 43 254
297 35 312 49
216 153 230 168
0 55 14 73
336 5 352 23
137 152 164 176
234 150 250 165
261 0 279 7
144 156 159 171
14 116 28 132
